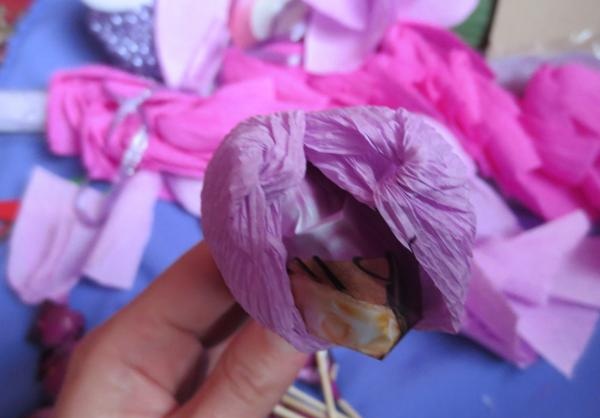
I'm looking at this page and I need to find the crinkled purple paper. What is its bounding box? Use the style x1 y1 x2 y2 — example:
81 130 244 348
201 106 475 351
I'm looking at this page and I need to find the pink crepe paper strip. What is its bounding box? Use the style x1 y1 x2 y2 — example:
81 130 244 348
47 65 324 216
202 106 475 351
433 119 600 376
8 167 160 304
463 209 600 377
155 0 231 94
221 24 600 221
515 63 600 220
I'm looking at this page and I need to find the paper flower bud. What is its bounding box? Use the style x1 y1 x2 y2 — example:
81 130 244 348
202 106 475 356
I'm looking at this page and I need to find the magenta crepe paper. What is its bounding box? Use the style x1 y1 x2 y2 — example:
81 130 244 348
222 24 600 221
46 65 324 216
518 64 600 219
39 16 600 374
8 167 159 304
201 106 475 352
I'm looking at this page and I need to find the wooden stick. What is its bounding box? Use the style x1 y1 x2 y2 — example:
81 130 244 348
288 385 327 411
282 394 326 418
338 399 363 418
316 350 339 418
273 404 306 418
331 363 340 380
287 385 350 418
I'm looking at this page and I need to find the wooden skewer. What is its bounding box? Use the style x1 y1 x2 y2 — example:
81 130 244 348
273 404 306 418
288 385 327 411
287 386 351 418
282 394 326 418
331 363 340 380
316 350 339 418
338 399 363 418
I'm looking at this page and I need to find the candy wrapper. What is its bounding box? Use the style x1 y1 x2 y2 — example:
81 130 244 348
202 106 475 356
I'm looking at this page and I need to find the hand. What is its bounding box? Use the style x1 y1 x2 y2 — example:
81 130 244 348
53 243 308 418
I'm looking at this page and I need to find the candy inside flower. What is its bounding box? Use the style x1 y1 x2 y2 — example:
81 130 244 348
202 106 475 356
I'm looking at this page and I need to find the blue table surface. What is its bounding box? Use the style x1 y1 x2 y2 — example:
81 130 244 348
1 1 599 417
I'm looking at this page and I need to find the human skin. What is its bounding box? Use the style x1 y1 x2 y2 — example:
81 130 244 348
53 242 307 418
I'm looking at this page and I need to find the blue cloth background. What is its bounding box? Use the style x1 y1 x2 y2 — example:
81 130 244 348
1 1 599 417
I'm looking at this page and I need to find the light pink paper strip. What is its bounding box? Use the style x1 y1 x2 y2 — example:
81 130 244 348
551 238 600 309
514 299 600 377
8 167 158 303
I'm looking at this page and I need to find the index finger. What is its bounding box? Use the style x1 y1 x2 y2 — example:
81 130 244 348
126 241 235 338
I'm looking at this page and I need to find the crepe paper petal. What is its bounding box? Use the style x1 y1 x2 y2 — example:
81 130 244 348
302 0 367 31
396 0 479 28
83 171 160 289
164 175 204 217
155 0 231 93
517 63 600 219
502 171 585 221
31 301 85 349
551 238 600 310
222 48 329 108
469 178 521 242
474 211 590 305
303 108 475 332
461 267 538 367
0 200 20 222
202 107 475 351
7 167 156 304
0 90 46 133
304 0 400 73
8 168 101 304
514 299 600 378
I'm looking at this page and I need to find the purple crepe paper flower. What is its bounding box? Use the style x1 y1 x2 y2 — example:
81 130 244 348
202 106 475 352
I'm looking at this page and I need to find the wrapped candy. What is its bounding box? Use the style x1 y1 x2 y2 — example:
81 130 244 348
202 106 475 356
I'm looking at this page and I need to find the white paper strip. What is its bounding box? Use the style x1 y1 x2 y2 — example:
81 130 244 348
0 91 47 133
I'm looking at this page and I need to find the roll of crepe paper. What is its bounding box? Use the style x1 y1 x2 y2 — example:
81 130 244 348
202 106 475 358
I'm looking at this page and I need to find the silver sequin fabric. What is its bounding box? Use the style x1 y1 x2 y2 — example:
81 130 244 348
87 4 161 79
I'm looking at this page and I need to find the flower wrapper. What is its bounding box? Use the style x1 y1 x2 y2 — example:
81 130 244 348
201 106 475 354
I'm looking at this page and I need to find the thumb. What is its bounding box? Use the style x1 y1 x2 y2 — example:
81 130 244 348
173 320 308 418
